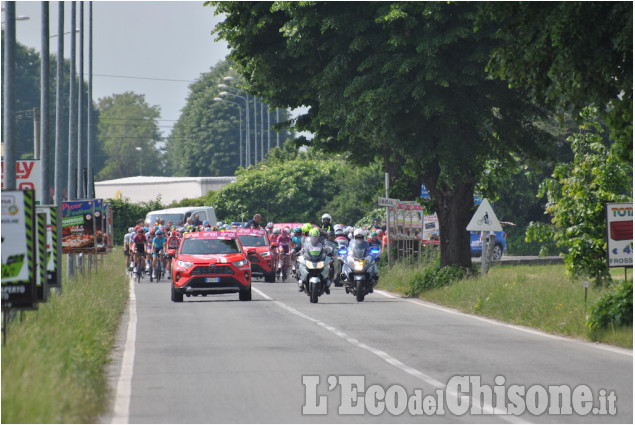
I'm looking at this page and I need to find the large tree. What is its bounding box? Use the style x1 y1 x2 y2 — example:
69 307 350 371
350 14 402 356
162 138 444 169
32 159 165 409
96 92 163 180
212 2 553 267
478 2 633 164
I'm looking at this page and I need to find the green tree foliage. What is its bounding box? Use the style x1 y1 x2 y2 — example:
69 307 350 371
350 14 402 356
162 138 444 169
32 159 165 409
211 2 553 268
587 279 633 330
479 2 633 163
166 61 291 177
107 197 165 247
529 108 632 284
96 92 163 180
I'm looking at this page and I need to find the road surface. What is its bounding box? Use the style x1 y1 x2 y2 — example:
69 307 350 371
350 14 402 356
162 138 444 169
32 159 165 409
102 276 632 424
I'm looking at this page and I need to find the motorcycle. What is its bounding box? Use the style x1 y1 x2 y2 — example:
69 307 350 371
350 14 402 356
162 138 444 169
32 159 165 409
340 241 380 302
333 238 348 287
297 245 333 303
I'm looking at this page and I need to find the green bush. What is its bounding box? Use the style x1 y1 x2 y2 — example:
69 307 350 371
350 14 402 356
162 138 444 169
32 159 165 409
406 264 468 296
587 279 633 330
108 197 165 244
506 224 559 256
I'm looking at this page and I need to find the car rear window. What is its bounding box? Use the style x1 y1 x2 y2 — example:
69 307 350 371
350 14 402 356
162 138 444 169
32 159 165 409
181 238 240 255
237 235 268 247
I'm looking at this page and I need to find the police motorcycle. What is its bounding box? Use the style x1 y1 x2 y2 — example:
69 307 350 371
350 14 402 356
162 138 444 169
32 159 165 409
333 237 349 287
297 229 334 303
340 229 380 302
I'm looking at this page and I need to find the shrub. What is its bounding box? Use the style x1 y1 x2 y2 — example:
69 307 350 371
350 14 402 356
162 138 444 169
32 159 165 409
587 279 633 330
406 264 469 296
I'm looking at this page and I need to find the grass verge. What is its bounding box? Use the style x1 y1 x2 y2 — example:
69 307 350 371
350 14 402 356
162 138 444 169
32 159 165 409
379 262 632 349
2 252 129 423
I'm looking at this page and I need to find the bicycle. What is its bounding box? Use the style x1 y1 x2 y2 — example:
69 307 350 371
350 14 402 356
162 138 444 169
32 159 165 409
133 251 144 283
154 250 164 283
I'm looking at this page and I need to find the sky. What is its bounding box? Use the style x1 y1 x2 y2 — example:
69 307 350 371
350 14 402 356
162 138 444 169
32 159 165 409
13 1 231 137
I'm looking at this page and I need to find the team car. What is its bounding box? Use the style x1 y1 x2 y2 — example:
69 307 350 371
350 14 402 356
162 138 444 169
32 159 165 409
171 231 251 302
235 228 276 283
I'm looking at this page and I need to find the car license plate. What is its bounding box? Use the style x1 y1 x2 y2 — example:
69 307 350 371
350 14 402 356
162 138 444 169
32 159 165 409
205 277 220 283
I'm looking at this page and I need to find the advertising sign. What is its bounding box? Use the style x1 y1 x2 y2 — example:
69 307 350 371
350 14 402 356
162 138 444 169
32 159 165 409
36 205 61 288
106 203 114 251
62 200 96 253
36 212 48 301
1 190 37 308
606 203 633 268
1 160 41 192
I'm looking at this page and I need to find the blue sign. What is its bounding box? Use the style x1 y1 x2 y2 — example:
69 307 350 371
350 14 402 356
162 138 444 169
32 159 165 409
420 184 430 199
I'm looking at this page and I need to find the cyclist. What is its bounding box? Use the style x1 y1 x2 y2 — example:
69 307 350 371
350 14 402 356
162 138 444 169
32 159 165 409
276 228 292 278
265 222 274 236
290 227 303 277
165 230 180 277
145 228 155 274
132 228 147 273
152 229 167 279
123 227 134 271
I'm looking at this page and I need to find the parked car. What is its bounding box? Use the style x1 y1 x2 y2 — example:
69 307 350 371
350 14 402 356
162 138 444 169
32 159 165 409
470 231 507 260
171 230 251 302
235 228 276 283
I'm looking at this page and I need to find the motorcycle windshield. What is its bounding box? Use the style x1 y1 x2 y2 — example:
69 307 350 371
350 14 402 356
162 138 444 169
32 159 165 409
349 240 370 259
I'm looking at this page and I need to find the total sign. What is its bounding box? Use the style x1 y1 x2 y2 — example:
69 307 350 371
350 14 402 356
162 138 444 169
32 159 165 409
606 203 633 267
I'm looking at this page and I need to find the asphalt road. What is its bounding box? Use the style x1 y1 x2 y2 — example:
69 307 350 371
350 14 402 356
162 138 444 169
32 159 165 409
103 275 632 424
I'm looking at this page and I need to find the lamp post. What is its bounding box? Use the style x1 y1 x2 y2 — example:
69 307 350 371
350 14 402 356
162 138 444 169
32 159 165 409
214 97 243 169
218 80 250 166
136 147 142 176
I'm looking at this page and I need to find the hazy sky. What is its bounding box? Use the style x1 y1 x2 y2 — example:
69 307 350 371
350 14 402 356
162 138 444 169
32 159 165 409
13 1 230 137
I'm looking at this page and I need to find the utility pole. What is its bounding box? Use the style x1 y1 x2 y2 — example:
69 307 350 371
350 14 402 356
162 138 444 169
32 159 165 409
87 2 94 198
267 108 270 154
3 2 17 190
40 2 51 204
276 108 280 148
260 102 264 161
54 1 64 205
77 2 84 199
33 107 41 159
67 1 77 279
253 97 258 163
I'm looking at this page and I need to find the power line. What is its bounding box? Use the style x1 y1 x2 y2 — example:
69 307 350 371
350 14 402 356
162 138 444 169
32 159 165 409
93 73 195 83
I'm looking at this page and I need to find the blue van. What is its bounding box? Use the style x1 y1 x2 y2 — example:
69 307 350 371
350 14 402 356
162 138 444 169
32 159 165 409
470 231 507 260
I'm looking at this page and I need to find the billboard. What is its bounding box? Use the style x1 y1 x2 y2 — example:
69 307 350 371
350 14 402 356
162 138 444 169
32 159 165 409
1 190 37 308
606 203 633 268
36 205 61 288
1 160 41 192
62 200 96 253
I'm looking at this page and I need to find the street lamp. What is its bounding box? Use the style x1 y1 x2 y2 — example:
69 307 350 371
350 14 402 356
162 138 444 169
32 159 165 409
214 97 243 168
135 147 142 176
218 80 251 166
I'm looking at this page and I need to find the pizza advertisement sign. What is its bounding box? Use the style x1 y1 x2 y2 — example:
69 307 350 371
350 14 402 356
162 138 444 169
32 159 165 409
94 199 106 248
1 190 37 309
62 200 96 253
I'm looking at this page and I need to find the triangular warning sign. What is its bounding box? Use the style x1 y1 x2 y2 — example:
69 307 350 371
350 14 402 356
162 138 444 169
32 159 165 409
466 198 503 232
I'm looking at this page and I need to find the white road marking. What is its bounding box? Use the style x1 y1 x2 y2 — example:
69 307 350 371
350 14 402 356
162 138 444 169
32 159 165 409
375 290 633 357
111 277 137 424
251 287 529 423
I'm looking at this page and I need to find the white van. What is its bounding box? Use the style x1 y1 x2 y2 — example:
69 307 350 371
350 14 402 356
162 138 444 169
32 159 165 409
145 206 217 228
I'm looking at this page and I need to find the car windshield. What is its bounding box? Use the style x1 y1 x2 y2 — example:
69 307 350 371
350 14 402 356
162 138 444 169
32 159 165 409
147 213 183 226
180 238 240 255
348 240 370 259
237 235 268 247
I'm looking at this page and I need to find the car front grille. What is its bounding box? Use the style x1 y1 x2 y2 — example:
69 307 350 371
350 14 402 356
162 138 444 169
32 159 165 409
248 255 260 263
191 265 234 275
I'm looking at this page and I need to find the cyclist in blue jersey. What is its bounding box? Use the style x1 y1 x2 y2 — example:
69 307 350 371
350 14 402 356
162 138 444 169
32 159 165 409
152 229 167 279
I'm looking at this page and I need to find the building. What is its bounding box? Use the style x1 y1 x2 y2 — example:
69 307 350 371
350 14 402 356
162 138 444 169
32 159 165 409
95 176 236 204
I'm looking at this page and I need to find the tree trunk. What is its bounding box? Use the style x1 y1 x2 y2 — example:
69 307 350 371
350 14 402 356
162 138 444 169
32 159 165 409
427 180 475 269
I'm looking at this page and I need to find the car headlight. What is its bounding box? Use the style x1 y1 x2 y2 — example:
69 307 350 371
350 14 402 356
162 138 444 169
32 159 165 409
259 251 271 257
233 259 248 267
177 260 193 269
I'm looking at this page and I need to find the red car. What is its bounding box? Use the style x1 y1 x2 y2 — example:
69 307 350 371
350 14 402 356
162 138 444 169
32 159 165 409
235 228 276 283
171 231 251 302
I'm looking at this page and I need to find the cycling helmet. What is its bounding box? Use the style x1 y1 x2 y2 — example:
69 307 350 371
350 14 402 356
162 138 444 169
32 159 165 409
371 231 378 237
128 227 134 233
293 227 302 233
137 228 144 234
321 213 332 222
143 227 149 233
309 228 319 237
267 222 274 228
273 228 281 234
282 228 289 234
333 224 343 232
203 220 210 226
302 223 312 233
216 222 224 227
156 230 163 235
149 228 156 235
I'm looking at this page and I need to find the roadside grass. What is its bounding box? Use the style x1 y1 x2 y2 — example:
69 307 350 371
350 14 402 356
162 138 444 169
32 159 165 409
379 262 633 349
1 252 129 423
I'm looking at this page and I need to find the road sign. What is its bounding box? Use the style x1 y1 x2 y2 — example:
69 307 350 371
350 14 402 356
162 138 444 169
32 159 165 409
606 202 633 268
466 198 502 232
420 184 430 199
378 196 398 207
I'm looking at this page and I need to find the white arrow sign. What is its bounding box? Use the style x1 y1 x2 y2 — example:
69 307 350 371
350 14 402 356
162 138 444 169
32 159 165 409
466 198 503 232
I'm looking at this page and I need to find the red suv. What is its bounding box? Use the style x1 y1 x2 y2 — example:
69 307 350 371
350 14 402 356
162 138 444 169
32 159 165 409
171 231 251 302
235 228 276 282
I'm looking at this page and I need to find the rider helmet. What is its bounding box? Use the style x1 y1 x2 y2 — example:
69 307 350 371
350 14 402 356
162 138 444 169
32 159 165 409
282 228 289 234
137 228 144 234
309 228 320 244
293 227 302 234
266 222 274 228
321 213 332 223
128 227 134 233
156 230 163 235
203 220 210 226
354 228 365 239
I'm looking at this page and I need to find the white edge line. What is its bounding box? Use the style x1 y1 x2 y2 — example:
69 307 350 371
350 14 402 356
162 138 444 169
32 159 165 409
111 277 137 424
375 290 633 357
251 287 529 424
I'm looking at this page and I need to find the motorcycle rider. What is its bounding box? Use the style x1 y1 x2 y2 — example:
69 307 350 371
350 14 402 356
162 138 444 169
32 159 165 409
320 213 333 234
299 228 332 294
347 228 379 290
